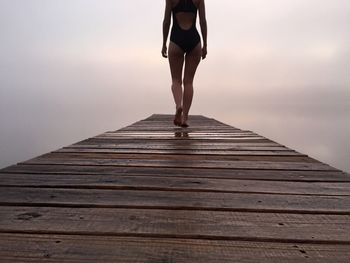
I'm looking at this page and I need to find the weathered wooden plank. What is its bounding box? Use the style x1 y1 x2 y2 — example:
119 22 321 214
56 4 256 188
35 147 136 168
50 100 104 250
136 117 230 122
124 122 234 126
81 139 276 146
97 133 261 139
119 127 255 132
95 136 270 142
0 187 349 214
118 127 242 132
70 143 293 152
121 118 235 130
77 139 284 148
27 152 315 163
23 154 335 171
1 174 349 195
105 131 252 135
119 123 238 128
119 129 246 134
2 165 348 182
87 132 253 136
138 118 224 122
121 118 234 126
129 117 223 121
1 206 349 243
0 233 349 263
122 122 235 126
102 134 261 139
144 114 209 120
90 136 271 142
142 117 233 126
118 122 238 130
57 147 305 157
119 122 239 128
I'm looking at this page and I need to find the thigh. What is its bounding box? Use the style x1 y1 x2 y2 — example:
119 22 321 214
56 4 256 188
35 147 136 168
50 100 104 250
168 41 185 81
184 42 202 83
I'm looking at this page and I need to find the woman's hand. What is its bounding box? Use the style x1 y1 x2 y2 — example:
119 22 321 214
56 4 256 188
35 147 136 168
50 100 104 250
162 45 168 58
202 46 207 59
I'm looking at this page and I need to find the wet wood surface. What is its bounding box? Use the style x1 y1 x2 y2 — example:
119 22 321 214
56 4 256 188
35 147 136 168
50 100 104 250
0 114 349 262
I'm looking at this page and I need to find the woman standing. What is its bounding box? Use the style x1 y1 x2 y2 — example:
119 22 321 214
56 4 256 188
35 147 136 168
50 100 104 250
162 0 207 127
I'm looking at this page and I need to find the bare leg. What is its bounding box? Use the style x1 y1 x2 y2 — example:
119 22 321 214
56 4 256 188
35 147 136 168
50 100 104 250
168 42 185 111
182 43 202 125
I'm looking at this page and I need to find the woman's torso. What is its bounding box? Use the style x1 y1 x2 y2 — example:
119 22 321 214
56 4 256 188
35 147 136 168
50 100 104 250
171 0 200 31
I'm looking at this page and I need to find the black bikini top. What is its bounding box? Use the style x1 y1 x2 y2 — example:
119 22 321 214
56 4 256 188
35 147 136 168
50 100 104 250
172 0 197 14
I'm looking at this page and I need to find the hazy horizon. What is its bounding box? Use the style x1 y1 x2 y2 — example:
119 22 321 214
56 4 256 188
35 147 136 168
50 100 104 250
1 0 349 172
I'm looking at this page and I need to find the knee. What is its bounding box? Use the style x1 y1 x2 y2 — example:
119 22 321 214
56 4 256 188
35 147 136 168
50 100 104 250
183 78 193 87
172 79 182 86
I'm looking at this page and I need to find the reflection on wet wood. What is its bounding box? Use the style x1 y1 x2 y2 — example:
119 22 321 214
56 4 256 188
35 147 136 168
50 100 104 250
0 114 349 262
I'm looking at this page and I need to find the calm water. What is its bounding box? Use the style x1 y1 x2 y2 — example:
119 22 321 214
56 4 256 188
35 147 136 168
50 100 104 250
1 0 349 172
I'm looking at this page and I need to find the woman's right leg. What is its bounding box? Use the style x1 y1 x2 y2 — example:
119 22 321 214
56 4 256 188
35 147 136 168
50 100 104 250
168 42 185 110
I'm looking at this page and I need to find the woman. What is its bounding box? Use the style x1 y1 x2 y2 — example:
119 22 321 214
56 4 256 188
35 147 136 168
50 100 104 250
162 0 207 127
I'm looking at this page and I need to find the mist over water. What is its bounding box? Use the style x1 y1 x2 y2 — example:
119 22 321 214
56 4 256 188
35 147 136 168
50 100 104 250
1 0 349 172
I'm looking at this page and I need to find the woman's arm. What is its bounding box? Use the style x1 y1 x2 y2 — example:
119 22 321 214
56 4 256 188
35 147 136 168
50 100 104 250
162 0 172 58
198 0 207 59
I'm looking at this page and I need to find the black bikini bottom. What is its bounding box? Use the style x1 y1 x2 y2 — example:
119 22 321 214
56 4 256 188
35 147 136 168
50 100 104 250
170 26 201 53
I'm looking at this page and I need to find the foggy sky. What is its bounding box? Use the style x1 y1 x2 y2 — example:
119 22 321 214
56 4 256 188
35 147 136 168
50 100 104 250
2 0 350 88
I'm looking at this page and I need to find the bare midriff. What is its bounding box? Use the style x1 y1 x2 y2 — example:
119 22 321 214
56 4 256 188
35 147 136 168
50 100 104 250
175 12 196 30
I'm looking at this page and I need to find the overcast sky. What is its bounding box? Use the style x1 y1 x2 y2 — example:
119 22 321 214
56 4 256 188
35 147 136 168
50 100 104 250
0 0 349 171
1 0 350 86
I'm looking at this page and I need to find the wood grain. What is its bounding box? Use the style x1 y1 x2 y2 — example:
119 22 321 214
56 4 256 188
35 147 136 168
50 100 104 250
0 187 349 214
0 175 349 196
2 164 348 182
1 206 350 243
1 233 349 263
23 155 335 171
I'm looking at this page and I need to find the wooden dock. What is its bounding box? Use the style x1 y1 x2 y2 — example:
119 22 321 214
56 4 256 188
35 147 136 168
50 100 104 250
0 114 349 262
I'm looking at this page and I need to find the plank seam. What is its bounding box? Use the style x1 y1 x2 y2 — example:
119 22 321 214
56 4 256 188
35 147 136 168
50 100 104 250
0 185 349 196
0 230 349 245
0 203 349 215
1 172 348 182
19 163 339 172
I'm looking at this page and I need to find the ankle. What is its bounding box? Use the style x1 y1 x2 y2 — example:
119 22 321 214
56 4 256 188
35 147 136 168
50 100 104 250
182 115 188 122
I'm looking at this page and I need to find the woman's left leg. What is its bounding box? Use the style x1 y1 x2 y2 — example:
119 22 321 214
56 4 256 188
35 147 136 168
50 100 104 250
182 42 202 125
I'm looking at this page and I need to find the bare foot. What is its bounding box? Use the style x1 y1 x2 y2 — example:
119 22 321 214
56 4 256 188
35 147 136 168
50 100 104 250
181 114 189 128
173 107 183 126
